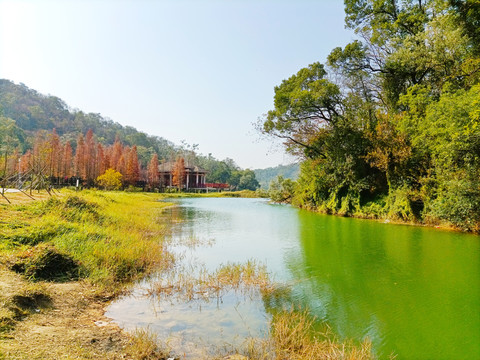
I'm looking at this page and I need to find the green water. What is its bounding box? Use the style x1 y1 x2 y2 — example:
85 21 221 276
107 198 480 359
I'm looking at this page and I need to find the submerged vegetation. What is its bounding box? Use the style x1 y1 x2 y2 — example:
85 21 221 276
148 260 273 303
260 0 480 232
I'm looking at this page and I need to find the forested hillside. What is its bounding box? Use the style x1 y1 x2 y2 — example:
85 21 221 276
254 163 299 188
0 79 178 163
0 80 259 189
259 0 480 231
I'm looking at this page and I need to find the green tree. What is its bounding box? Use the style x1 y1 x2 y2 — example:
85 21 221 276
268 175 296 203
238 169 260 191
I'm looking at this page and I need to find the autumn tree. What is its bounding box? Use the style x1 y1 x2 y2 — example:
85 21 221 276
110 138 123 171
74 133 86 179
48 128 61 179
84 129 97 183
147 153 159 190
97 143 106 176
124 145 140 186
62 142 73 179
172 157 186 190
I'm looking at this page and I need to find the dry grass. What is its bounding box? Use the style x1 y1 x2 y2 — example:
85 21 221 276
123 328 172 360
148 260 274 302
238 309 375 360
0 189 54 205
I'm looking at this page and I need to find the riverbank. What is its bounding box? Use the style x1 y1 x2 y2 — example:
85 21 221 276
0 190 374 359
0 190 174 359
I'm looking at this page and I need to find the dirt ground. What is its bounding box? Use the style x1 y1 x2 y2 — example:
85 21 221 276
0 267 143 360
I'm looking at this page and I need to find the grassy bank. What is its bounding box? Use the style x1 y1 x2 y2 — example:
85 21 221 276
0 190 174 358
0 189 172 288
0 190 375 359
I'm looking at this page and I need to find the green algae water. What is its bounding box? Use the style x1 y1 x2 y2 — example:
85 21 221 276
107 198 480 359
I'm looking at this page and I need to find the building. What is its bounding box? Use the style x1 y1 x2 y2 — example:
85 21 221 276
158 161 207 189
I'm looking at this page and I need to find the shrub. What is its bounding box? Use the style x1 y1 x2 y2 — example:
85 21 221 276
96 168 122 190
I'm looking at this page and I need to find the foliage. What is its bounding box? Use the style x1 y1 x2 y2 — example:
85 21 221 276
0 80 177 160
96 168 122 190
172 157 186 189
259 0 480 231
237 169 260 190
268 175 296 203
0 80 261 192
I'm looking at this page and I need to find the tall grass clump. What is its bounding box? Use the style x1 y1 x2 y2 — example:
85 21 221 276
243 309 376 360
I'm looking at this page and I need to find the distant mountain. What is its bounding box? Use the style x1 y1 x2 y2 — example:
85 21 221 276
254 163 300 189
0 79 178 165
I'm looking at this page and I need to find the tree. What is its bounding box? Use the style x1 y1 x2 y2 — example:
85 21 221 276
259 62 344 158
62 142 73 179
84 129 97 183
125 145 140 186
268 175 296 203
74 134 86 179
172 157 186 190
238 169 260 191
96 168 122 190
48 128 61 179
147 153 159 190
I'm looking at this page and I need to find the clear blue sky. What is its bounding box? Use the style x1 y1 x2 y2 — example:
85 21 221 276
0 0 354 169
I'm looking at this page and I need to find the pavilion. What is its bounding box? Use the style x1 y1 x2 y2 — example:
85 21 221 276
158 161 207 189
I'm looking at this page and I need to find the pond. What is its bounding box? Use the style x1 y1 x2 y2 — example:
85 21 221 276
106 198 480 359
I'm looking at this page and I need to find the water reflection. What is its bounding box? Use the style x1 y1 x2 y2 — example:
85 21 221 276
291 210 480 359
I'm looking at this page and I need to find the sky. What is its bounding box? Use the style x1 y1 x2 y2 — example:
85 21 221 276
0 0 354 169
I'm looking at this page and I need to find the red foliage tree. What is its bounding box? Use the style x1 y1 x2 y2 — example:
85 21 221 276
125 145 140 186
147 153 159 189
62 142 73 178
48 128 61 178
172 157 186 190
84 129 97 182
74 134 86 179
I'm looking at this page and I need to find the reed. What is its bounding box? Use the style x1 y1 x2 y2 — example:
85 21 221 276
149 260 274 303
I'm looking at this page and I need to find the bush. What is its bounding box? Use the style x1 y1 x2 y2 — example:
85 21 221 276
428 178 480 231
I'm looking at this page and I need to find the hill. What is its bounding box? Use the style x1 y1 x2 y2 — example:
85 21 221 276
0 79 177 164
254 163 300 189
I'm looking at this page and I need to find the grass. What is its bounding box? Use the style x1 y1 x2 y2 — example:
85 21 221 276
0 190 173 289
240 308 376 360
123 328 172 360
148 260 274 303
